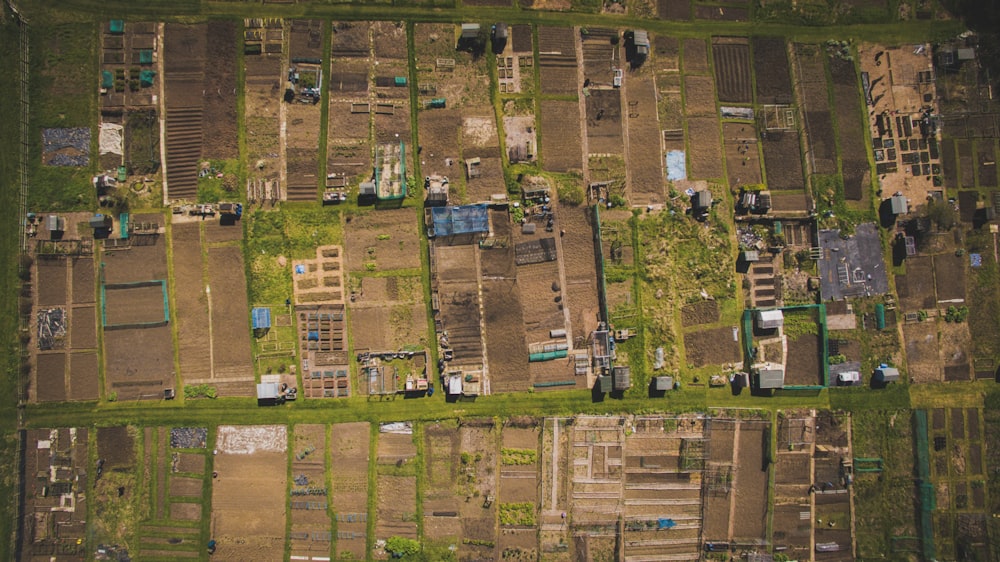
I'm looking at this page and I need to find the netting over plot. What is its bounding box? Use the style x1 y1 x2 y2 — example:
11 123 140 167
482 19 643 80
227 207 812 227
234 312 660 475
429 204 489 237
99 123 124 156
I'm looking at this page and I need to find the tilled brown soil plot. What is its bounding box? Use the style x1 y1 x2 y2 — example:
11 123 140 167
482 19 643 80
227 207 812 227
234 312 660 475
560 205 600 344
102 222 174 399
164 23 238 200
540 100 583 172
207 245 254 396
688 117 724 179
538 26 578 96
684 326 741 367
724 122 763 188
732 419 770 541
585 88 623 154
712 38 752 104
785 334 823 386
658 0 692 19
684 74 717 116
792 44 838 176
481 211 531 393
624 74 665 206
683 38 709 74
332 422 371 559
761 130 805 190
753 37 794 105
171 223 211 387
829 56 870 200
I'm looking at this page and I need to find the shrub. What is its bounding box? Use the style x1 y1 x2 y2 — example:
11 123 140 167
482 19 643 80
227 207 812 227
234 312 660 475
556 180 585 206
501 448 537 466
499 503 536 526
385 536 420 557
184 384 218 399
944 306 969 323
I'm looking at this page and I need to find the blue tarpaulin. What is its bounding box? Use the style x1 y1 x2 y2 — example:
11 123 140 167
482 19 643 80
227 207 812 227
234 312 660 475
666 151 686 181
429 204 490 237
658 518 676 529
252 307 271 330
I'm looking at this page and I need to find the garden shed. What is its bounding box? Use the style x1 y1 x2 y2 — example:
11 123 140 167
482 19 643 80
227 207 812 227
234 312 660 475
755 309 784 330
874 366 900 383
755 368 785 390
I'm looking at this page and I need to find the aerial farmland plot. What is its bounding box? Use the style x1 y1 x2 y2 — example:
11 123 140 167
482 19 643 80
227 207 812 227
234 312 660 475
290 424 332 557
499 420 541 559
212 425 288 559
627 56 668 205
101 214 174 401
331 422 372 560
19 428 89 558
244 18 284 200
792 43 838 177
136 426 212 559
12 4 1000 562
285 20 327 201
375 423 419 552
328 21 374 187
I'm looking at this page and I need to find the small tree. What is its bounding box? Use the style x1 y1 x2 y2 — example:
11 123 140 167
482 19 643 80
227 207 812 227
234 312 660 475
385 536 420 558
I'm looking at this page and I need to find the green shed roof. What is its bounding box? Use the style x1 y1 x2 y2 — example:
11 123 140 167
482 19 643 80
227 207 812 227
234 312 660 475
110 20 124 34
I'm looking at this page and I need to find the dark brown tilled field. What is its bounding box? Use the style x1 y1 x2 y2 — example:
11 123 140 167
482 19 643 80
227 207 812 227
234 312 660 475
732 421 769 541
684 74 717 116
753 37 794 105
829 56 869 200
683 326 741 367
683 38 709 74
712 39 752 103
585 89 623 154
785 334 823 386
540 100 583 172
724 122 762 188
163 24 210 200
624 75 665 206
37 259 68 306
538 26 578 95
71 257 95 303
69 352 100 400
761 131 805 189
793 44 838 176
695 4 748 20
657 0 691 20
35 353 67 402
203 21 238 160
687 117 724 179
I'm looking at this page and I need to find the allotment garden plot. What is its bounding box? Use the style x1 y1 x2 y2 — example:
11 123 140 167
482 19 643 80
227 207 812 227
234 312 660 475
328 21 374 188
375 423 419 551
423 419 500 559
171 219 254 397
331 422 372 559
212 425 288 560
290 424 333 557
19 428 89 559
101 215 174 400
136 426 212 559
286 19 326 201
499 421 541 560
31 222 100 402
